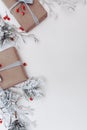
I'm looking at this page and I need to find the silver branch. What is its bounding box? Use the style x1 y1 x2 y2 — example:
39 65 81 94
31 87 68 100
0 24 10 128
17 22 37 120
0 15 39 48
0 77 44 130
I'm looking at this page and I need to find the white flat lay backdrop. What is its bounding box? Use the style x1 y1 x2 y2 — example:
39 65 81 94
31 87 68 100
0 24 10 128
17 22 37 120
0 1 87 130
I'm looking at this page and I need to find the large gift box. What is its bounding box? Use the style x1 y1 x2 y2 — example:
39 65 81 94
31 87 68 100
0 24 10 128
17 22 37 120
2 0 47 32
0 47 28 89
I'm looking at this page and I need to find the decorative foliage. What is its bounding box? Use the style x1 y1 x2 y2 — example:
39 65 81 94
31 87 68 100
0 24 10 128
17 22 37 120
16 78 45 99
0 15 39 47
8 119 27 130
0 78 44 130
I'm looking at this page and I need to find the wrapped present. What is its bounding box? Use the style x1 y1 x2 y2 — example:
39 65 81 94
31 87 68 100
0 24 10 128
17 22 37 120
2 0 47 32
0 47 28 89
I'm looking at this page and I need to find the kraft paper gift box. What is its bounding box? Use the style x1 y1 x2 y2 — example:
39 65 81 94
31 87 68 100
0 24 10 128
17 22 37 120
0 47 28 89
2 0 47 32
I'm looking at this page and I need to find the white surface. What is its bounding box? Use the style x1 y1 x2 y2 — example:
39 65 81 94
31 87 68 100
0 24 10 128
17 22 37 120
0 1 87 130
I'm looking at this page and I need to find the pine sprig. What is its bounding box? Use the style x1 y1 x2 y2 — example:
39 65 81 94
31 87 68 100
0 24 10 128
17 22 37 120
0 15 39 47
0 78 45 130
8 119 27 130
16 78 45 99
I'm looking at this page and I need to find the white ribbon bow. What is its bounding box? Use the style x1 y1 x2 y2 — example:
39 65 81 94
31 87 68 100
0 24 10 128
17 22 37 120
19 0 34 4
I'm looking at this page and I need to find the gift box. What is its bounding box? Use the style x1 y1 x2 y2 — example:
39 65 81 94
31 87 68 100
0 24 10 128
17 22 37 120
2 0 47 32
0 47 28 89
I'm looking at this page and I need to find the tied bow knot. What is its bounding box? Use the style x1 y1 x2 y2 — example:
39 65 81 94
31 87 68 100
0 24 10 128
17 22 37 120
18 0 34 4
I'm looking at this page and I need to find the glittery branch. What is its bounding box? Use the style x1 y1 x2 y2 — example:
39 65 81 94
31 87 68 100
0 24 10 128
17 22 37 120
0 78 44 130
17 78 45 99
8 119 27 130
0 15 39 48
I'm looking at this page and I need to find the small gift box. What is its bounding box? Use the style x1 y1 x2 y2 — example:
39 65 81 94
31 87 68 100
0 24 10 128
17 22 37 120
2 0 47 32
0 47 28 89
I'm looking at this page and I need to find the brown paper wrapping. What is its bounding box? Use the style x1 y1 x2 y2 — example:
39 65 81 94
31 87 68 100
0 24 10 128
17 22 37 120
2 0 47 32
0 47 28 89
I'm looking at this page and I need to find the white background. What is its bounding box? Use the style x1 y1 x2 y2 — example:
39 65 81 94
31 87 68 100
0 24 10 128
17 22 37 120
0 1 87 130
